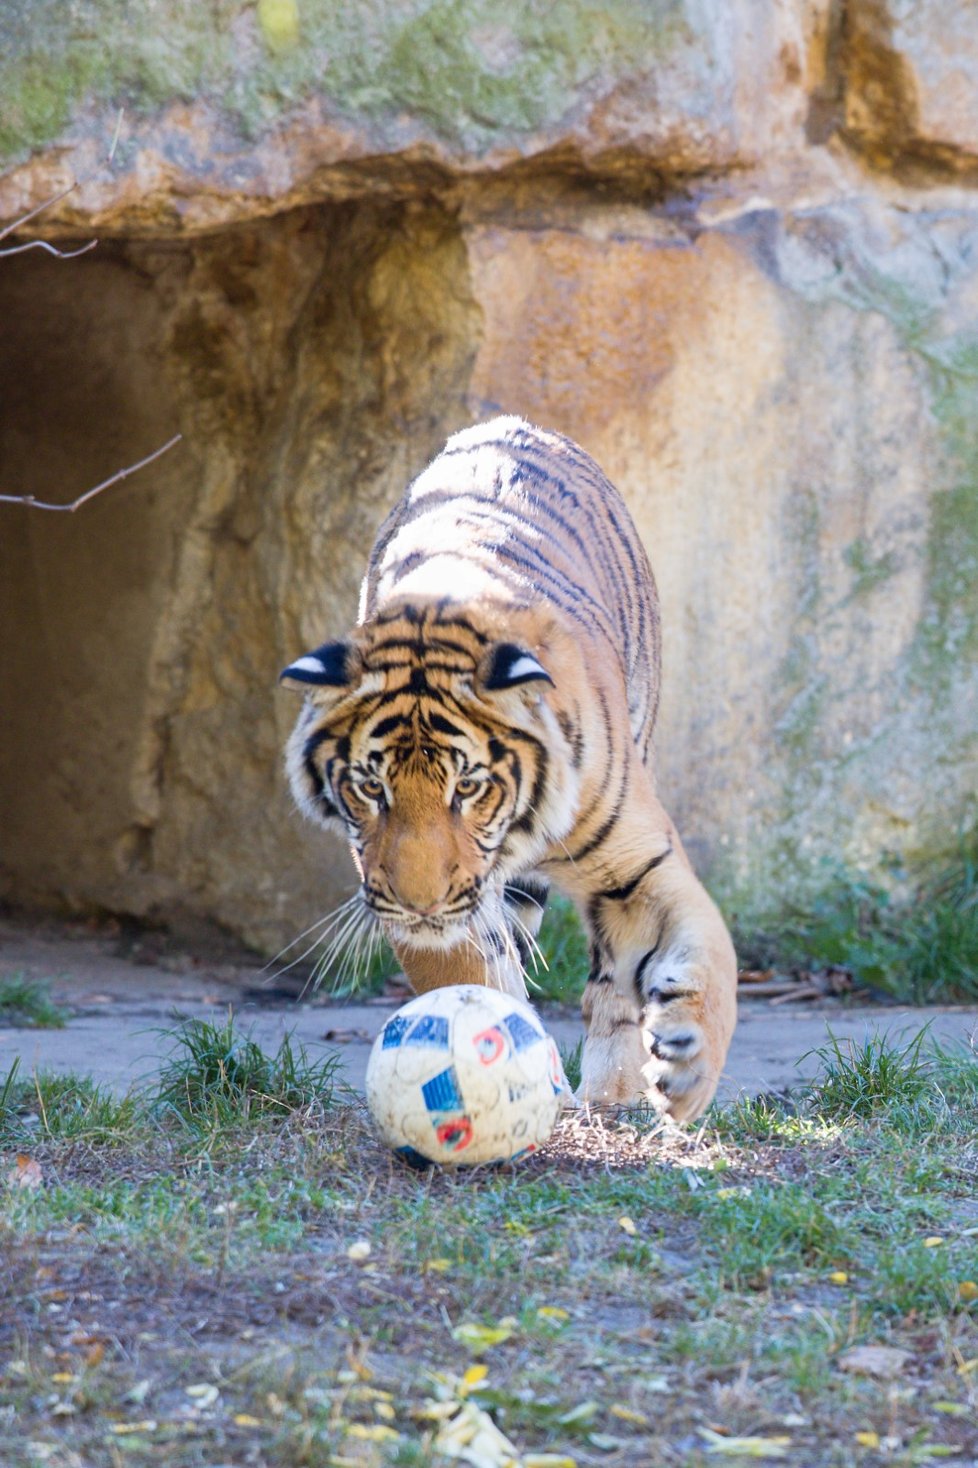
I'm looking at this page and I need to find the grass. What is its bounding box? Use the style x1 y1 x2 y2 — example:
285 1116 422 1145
0 972 67 1027
737 830 978 1003
153 1011 342 1130
1 1023 975 1467
804 1026 933 1121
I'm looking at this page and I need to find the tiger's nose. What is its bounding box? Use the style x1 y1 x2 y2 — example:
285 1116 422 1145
387 880 451 917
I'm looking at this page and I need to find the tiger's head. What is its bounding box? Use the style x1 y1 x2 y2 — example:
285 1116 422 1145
281 602 577 949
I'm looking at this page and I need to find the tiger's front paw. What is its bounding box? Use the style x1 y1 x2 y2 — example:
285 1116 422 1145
637 949 736 1122
641 1017 718 1121
577 1022 649 1106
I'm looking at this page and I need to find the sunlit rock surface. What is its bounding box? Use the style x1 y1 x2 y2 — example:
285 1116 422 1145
1 1 975 949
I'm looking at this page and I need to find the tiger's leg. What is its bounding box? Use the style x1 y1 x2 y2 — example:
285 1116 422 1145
577 825 737 1122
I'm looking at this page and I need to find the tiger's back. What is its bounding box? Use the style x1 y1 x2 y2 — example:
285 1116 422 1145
360 417 662 765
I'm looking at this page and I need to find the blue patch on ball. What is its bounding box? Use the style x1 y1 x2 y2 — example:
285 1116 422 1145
405 1014 450 1048
422 1065 464 1114
503 1011 543 1052
381 1015 412 1049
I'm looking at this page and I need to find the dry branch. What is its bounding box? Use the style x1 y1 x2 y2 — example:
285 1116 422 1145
0 435 183 512
1 152 182 514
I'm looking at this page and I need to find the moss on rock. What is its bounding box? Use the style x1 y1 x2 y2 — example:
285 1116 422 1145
0 0 682 164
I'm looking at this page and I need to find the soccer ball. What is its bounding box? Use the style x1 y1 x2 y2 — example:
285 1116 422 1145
365 985 564 1166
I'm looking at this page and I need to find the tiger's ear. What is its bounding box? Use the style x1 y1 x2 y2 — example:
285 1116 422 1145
279 640 354 692
482 642 554 692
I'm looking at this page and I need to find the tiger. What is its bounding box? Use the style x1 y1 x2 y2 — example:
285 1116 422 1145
280 416 737 1121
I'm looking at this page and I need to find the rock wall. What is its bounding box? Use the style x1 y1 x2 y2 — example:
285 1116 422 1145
1 1 976 950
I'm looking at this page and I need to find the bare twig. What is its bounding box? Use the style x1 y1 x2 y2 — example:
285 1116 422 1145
0 434 183 512
108 108 125 164
0 181 97 259
0 238 98 260
0 183 78 244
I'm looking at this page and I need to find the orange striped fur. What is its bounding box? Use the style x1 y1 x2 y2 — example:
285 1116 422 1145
282 418 736 1119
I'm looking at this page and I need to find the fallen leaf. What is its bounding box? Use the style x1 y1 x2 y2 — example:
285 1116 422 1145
110 1422 157 1435
347 1240 371 1262
699 1428 791 1458
184 1383 219 1407
452 1319 517 1354
434 1399 519 1465
461 1365 489 1392
829 1271 849 1285
233 1413 263 1427
257 0 299 51
958 1281 978 1302
924 1236 944 1248
523 1457 578 1467
618 1216 637 1235
8 1155 43 1190
855 1431 881 1448
536 1305 570 1322
610 1404 650 1426
837 1346 911 1379
345 1423 400 1442
424 1258 452 1273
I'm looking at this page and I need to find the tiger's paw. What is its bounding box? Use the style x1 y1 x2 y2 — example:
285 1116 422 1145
641 1017 719 1122
576 1026 649 1107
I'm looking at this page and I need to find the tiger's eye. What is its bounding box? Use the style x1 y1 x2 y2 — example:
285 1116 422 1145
359 776 385 800
455 775 482 798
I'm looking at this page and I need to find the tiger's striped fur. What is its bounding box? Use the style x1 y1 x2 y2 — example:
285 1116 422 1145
281 417 736 1120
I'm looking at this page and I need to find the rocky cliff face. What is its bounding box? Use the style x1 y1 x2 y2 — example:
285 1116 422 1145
1 1 975 950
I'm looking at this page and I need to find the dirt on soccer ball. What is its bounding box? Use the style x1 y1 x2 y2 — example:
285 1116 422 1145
365 985 564 1166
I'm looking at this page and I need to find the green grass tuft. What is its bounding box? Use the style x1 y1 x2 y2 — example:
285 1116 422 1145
804 1026 933 1121
154 1011 341 1130
0 973 67 1028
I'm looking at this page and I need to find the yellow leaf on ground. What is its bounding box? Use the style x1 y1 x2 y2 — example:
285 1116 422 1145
346 1240 371 1262
610 1404 650 1426
829 1271 849 1284
345 1422 400 1442
435 1400 519 1464
617 1216 637 1235
855 1431 881 1448
424 1258 452 1273
537 1305 570 1321
924 1236 944 1248
257 0 299 50
233 1414 263 1427
958 1281 978 1301
110 1422 157 1435
524 1456 578 1467
461 1364 489 1391
452 1319 517 1354
699 1429 791 1458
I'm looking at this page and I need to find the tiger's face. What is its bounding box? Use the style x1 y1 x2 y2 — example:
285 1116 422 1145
282 605 571 949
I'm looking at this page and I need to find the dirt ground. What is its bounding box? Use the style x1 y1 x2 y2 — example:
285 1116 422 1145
1 913 975 1101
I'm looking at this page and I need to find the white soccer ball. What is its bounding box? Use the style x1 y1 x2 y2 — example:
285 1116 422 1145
365 985 564 1166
